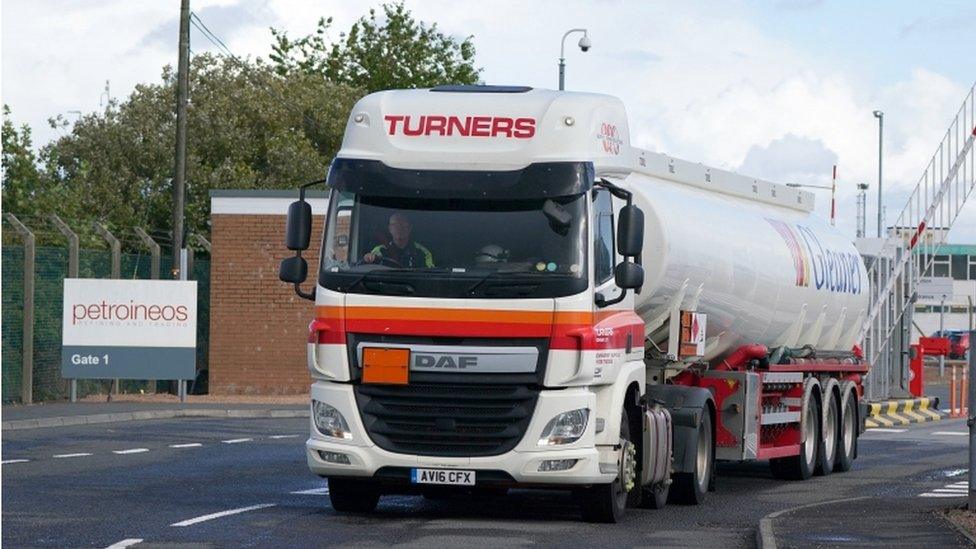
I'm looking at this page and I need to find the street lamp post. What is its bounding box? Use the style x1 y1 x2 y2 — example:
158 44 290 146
558 28 591 91
873 110 884 238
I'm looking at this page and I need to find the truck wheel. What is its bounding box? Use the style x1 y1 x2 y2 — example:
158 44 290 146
328 477 380 513
640 481 670 509
815 392 840 476
834 390 857 472
771 393 820 481
579 408 634 523
670 408 712 505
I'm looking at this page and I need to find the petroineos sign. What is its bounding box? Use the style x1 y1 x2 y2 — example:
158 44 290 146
61 279 197 380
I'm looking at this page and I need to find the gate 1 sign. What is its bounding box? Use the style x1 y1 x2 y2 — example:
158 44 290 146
61 278 198 380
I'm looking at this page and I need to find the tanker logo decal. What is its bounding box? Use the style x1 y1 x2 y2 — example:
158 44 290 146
767 219 810 287
766 218 862 295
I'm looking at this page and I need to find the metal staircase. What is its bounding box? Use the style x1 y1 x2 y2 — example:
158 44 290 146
860 82 976 400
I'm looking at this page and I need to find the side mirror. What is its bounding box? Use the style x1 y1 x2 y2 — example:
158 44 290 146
614 261 644 290
285 200 313 251
279 256 308 284
617 205 644 256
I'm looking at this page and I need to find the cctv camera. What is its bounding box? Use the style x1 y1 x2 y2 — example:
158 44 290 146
578 34 592 52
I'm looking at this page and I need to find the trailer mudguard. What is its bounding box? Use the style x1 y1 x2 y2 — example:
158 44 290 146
645 384 714 474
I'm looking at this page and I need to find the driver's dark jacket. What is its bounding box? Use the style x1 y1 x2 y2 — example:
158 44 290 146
370 240 434 268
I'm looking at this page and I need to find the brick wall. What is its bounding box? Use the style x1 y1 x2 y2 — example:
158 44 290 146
209 213 324 394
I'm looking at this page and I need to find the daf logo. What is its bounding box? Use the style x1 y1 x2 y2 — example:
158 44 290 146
414 354 478 370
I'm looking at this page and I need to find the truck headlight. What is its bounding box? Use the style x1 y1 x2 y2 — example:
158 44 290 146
538 408 589 446
312 400 352 439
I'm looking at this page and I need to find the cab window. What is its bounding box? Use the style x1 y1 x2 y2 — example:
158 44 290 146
593 188 615 284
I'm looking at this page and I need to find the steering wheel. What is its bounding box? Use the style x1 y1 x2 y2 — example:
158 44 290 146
376 255 403 268
354 255 403 268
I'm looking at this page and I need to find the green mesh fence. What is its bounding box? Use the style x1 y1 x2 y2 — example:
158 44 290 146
1 245 210 403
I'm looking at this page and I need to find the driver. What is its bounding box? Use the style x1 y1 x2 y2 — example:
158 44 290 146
363 212 435 268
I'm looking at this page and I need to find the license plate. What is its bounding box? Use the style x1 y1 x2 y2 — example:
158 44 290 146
410 468 476 486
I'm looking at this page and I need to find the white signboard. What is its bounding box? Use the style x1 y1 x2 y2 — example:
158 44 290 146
916 277 954 303
61 279 198 380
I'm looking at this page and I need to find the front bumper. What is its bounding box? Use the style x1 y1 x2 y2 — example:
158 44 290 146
306 381 616 486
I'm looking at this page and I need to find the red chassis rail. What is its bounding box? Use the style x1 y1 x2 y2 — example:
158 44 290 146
669 344 866 461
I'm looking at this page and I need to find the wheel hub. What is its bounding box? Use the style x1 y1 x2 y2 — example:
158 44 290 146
620 440 637 492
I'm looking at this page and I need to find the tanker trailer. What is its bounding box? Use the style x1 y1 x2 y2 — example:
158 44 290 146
278 85 871 523
619 148 869 510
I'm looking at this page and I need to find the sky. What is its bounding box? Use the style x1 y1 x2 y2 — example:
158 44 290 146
2 0 975 242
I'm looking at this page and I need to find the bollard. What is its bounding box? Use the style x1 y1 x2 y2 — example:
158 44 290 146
964 367 970 417
952 365 958 417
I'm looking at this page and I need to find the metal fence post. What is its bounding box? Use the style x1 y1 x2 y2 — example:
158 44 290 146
93 223 121 396
969 329 976 510
133 227 161 393
50 215 79 402
5 214 35 405
133 227 161 280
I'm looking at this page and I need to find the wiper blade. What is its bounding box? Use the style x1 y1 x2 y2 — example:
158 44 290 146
465 271 570 295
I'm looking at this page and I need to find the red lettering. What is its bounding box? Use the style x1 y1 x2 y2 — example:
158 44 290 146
148 305 162 321
176 305 189 322
491 117 513 137
403 115 425 136
384 115 405 135
384 115 536 138
161 305 176 321
513 117 536 138
471 116 492 137
425 116 447 136
88 304 101 320
447 116 470 136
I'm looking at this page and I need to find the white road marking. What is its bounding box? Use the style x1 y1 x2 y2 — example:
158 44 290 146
169 443 203 448
290 487 330 495
170 503 276 527
104 538 143 548
113 448 150 455
933 431 968 436
53 453 93 459
221 438 253 444
865 428 907 433
949 481 969 486
920 493 965 498
269 435 300 439
1 459 30 464
933 488 969 493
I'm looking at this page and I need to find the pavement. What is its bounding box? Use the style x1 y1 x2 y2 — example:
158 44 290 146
1 400 308 430
2 406 975 547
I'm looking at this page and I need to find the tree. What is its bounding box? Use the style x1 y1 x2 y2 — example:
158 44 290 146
36 54 360 241
1 105 44 215
269 1 481 93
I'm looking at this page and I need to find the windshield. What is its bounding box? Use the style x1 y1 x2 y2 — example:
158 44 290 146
319 190 588 299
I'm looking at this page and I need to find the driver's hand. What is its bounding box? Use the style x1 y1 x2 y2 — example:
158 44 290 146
363 252 377 263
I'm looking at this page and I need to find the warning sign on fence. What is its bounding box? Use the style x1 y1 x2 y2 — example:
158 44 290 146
61 278 197 380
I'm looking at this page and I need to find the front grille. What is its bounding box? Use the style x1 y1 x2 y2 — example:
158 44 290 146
354 383 539 457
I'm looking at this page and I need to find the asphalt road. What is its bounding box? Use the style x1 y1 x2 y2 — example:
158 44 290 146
2 415 973 548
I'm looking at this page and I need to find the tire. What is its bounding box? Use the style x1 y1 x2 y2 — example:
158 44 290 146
771 392 820 481
640 481 670 509
834 389 857 472
670 408 713 505
815 392 840 476
579 408 634 523
328 477 380 513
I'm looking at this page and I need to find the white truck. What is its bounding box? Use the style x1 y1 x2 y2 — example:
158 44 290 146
279 85 869 522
